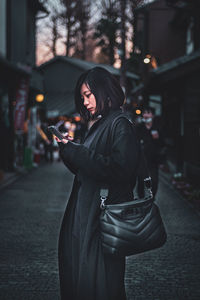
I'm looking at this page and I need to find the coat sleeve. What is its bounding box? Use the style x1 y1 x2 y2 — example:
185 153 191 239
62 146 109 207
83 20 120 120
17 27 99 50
59 118 139 183
59 145 78 175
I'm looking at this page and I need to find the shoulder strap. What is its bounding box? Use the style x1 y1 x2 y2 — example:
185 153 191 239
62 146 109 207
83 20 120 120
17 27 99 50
100 114 153 207
109 114 150 178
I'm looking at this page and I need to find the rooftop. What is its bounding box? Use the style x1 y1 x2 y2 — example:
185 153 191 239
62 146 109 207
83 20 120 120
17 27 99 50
38 56 140 80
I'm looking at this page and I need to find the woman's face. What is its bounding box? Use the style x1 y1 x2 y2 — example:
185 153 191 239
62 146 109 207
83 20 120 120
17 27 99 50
81 83 97 115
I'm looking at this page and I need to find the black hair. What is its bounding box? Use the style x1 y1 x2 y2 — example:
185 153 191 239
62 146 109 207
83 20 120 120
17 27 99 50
74 67 125 121
142 106 155 115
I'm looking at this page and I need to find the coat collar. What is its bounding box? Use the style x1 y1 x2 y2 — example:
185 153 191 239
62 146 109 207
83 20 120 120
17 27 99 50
84 109 123 140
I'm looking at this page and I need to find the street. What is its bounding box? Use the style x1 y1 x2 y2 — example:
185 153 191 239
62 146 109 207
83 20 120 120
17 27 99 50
0 162 200 300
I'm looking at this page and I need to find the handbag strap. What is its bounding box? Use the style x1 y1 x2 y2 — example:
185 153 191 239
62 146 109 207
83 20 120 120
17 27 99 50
100 114 153 209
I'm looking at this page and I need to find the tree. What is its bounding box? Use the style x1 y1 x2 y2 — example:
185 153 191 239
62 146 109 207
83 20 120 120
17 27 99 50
93 0 120 65
119 0 127 89
74 0 91 60
49 14 63 56
125 0 146 74
36 0 147 65
61 0 91 59
36 0 65 64
61 0 78 56
119 0 147 86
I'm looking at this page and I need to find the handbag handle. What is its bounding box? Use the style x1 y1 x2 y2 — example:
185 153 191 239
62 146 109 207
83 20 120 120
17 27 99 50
100 188 108 209
100 177 153 209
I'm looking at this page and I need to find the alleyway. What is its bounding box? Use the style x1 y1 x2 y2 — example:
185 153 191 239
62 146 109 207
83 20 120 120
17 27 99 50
0 162 200 300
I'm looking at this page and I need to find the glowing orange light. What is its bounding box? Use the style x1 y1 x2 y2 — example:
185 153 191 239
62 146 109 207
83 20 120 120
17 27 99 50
74 116 81 122
136 109 141 115
36 94 44 102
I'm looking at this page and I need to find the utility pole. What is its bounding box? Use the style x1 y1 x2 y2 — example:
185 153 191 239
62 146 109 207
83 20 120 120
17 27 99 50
119 0 127 95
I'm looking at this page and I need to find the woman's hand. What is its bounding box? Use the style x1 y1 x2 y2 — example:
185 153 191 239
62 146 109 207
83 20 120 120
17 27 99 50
54 132 72 144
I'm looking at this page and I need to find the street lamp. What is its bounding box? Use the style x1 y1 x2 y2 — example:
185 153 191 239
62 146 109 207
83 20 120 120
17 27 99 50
144 54 151 64
36 94 44 102
136 109 142 115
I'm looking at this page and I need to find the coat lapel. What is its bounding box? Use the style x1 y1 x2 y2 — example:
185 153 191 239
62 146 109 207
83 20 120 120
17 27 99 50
83 109 123 150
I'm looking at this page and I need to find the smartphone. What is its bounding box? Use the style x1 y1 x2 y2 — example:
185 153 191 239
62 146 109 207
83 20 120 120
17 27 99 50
47 126 66 140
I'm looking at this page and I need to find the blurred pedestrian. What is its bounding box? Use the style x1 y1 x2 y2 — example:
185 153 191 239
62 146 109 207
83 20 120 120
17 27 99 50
39 122 54 163
136 106 166 198
55 67 140 300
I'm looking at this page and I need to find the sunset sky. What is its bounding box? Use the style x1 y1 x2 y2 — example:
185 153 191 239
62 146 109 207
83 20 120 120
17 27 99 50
36 0 134 67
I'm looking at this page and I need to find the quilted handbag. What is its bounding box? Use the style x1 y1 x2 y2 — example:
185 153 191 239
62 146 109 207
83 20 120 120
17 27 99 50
99 115 167 257
100 178 167 257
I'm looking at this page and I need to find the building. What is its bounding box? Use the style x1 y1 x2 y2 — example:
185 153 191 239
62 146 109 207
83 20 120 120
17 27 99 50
132 0 200 182
38 56 140 118
0 0 47 173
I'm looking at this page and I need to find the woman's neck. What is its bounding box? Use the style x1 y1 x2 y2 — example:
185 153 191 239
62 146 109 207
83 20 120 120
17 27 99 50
88 115 102 129
145 122 152 130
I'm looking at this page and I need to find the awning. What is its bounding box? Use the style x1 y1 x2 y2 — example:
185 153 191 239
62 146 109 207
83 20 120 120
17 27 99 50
131 50 200 95
45 91 75 118
147 50 200 91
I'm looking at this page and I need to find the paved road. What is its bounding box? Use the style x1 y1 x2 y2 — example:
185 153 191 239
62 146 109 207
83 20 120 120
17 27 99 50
0 162 200 300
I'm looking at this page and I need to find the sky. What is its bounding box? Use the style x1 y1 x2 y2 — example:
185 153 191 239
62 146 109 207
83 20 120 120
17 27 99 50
36 0 150 66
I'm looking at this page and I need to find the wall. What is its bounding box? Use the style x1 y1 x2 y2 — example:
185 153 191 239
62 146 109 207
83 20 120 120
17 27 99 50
184 72 200 165
26 1 36 66
7 0 27 63
0 0 7 57
147 0 186 65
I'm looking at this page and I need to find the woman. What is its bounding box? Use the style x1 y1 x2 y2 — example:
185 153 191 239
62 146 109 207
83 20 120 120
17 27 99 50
56 67 140 300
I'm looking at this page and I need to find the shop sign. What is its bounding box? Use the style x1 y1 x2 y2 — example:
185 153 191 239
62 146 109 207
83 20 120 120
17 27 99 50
14 78 29 132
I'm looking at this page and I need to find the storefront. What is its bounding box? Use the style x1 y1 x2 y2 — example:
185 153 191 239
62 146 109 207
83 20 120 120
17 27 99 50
0 56 31 172
0 56 45 172
131 51 200 182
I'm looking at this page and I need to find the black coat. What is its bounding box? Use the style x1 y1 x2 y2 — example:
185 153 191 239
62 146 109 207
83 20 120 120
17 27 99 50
58 109 140 300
